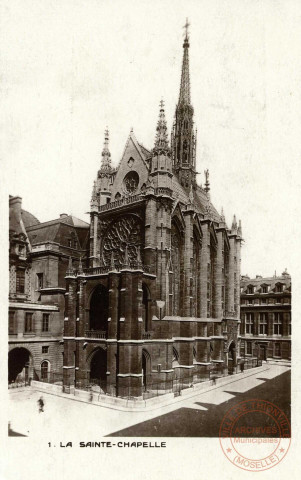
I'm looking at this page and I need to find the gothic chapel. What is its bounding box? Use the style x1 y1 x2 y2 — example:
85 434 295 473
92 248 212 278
64 26 243 397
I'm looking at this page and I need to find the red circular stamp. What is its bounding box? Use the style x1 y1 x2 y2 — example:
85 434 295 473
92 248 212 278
219 399 291 472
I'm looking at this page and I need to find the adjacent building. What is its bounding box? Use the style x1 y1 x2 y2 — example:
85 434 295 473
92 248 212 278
8 195 89 384
240 271 291 362
63 28 243 397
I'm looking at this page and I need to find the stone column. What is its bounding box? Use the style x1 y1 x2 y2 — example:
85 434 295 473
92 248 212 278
183 210 193 317
214 230 223 319
227 236 235 313
108 272 119 339
200 221 209 318
63 276 77 391
235 238 242 318
144 197 157 273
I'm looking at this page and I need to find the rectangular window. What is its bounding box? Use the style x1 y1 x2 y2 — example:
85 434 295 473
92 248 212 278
25 313 33 332
37 273 43 290
245 313 254 334
16 269 25 294
68 239 72 247
261 298 267 304
42 313 49 332
259 313 267 334
274 313 283 335
274 342 281 357
42 346 49 354
262 286 267 293
247 342 252 355
9 311 15 334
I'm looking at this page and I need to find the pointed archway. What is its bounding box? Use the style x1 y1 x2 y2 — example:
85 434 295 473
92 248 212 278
89 285 109 334
89 348 107 392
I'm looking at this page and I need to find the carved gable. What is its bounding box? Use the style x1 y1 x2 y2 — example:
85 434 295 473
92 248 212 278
110 133 150 200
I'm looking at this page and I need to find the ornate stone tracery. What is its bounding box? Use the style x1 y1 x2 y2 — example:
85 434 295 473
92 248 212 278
101 214 144 266
123 171 139 194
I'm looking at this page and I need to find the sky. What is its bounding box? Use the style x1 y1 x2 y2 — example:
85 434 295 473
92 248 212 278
1 0 301 278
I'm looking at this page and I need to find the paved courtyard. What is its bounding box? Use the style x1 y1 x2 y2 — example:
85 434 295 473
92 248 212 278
8 364 290 439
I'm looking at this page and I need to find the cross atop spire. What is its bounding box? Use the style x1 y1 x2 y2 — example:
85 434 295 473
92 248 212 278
183 17 190 40
100 127 112 171
178 19 191 105
154 99 170 152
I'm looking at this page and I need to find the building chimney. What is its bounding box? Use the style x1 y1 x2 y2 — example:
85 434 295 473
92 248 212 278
60 213 68 218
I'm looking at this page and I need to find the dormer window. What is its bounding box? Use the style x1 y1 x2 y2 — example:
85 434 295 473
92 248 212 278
247 285 254 295
275 283 283 293
261 285 268 293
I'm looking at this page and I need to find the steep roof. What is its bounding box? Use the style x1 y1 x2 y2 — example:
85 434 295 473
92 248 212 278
241 274 291 292
21 209 40 228
138 142 151 159
26 215 89 248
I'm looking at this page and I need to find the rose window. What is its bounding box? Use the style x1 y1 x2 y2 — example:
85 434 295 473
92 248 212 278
123 171 139 194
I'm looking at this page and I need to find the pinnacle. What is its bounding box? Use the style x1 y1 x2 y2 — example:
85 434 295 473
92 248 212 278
100 127 112 171
154 99 170 151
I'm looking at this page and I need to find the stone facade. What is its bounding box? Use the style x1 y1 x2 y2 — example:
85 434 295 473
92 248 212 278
8 195 89 384
240 271 291 362
63 30 243 397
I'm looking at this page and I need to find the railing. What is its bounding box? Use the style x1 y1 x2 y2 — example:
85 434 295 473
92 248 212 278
83 263 153 276
85 330 106 339
142 331 152 339
72 359 262 400
98 194 143 212
154 187 172 196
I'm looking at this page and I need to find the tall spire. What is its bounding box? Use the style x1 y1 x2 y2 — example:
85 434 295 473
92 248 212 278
179 18 191 106
154 99 170 152
172 19 196 191
100 127 112 171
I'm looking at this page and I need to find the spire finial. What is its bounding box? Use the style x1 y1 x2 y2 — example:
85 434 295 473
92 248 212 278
204 169 210 195
100 127 112 171
66 256 75 277
232 214 237 232
220 207 226 226
183 17 190 40
154 99 170 152
178 20 191 105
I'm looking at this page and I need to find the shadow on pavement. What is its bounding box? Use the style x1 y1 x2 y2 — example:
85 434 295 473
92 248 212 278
107 370 291 438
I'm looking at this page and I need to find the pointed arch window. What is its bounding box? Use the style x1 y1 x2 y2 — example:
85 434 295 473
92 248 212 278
171 221 183 316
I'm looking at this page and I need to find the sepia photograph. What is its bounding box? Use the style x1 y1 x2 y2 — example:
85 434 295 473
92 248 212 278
1 0 300 479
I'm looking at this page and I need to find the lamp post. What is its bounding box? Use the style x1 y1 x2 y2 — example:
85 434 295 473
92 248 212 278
156 300 165 321
156 300 165 338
